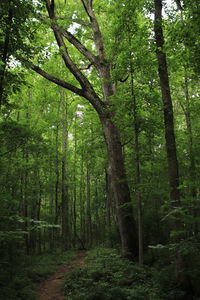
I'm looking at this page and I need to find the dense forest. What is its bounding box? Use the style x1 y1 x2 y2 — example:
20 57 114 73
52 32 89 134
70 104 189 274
0 0 200 299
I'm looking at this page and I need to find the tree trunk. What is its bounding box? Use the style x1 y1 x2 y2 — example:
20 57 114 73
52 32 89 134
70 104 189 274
105 167 113 247
86 165 92 248
154 0 189 293
54 99 61 225
130 69 143 265
79 155 86 245
61 88 69 250
154 0 182 233
182 69 198 235
101 116 138 258
73 116 77 247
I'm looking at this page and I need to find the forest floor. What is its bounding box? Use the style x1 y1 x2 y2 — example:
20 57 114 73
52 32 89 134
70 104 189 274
36 250 87 300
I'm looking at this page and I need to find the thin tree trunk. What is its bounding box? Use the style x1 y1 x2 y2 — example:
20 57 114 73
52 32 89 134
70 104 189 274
23 151 29 254
79 154 86 245
37 176 42 254
105 167 112 247
55 100 61 225
182 69 198 235
86 165 92 248
94 181 100 245
61 88 69 250
130 69 143 265
73 116 77 247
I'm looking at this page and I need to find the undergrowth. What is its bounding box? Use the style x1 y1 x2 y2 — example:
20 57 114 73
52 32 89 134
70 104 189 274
0 250 75 300
64 248 184 300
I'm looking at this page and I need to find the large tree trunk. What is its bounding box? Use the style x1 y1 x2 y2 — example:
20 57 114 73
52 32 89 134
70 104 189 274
101 116 138 258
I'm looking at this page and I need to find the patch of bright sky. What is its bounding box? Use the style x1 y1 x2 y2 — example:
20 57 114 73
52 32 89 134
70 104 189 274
147 0 176 20
76 104 84 118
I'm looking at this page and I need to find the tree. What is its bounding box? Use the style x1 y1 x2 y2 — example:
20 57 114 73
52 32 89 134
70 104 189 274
21 0 138 258
154 0 182 237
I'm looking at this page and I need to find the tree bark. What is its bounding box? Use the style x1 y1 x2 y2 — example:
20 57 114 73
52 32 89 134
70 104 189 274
154 0 182 233
101 117 138 257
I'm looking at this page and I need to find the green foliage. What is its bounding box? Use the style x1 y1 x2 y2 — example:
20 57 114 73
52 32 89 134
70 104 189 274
26 251 75 282
64 246 200 299
64 248 161 300
0 250 75 300
0 0 200 299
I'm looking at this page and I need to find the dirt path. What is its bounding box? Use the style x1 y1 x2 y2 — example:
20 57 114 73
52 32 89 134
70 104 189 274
36 251 86 300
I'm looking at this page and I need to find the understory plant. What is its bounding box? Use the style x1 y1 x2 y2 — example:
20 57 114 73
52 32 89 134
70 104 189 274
63 247 176 300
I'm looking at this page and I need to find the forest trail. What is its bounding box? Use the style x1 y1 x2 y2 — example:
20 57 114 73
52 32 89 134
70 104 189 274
36 251 86 300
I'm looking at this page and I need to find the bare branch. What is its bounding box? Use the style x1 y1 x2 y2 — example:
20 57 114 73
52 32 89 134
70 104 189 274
62 29 97 65
122 138 133 147
119 74 129 83
80 63 93 70
80 0 105 60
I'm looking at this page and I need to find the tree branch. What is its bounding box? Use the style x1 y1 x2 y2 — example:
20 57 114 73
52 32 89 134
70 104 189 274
39 0 106 115
62 29 97 65
119 74 129 83
19 56 105 115
80 0 105 60
80 63 93 70
44 0 99 95
72 18 92 27
45 0 55 19
20 57 85 97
